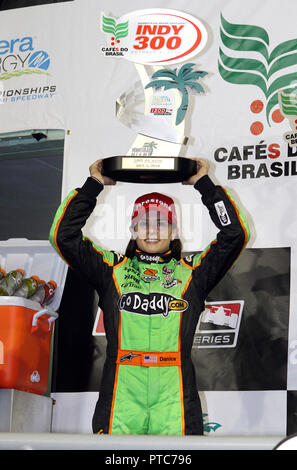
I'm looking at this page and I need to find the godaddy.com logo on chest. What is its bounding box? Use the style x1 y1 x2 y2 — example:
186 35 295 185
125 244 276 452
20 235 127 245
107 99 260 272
118 292 188 317
0 36 51 79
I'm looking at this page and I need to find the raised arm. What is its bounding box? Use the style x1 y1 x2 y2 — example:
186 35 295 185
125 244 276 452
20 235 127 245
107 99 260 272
49 160 118 293
182 158 250 300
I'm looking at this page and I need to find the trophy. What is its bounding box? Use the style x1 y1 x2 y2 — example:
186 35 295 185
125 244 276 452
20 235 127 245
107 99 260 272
100 10 208 183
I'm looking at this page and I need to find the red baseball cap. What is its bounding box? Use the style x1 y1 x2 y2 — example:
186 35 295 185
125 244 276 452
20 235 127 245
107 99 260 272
131 192 177 226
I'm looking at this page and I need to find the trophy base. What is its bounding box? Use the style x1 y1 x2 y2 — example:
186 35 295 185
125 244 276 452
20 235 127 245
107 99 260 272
102 156 196 183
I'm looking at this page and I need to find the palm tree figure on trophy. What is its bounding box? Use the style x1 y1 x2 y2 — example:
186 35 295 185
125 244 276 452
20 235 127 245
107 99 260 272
145 63 208 126
143 142 158 155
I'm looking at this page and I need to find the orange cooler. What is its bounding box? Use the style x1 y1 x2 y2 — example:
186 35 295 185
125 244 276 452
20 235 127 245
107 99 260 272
0 296 58 395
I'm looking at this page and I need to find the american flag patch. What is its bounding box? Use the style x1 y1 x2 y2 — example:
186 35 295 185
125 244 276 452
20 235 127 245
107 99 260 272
143 355 157 363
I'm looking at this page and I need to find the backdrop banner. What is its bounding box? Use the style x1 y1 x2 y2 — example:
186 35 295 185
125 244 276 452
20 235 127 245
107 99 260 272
0 0 297 437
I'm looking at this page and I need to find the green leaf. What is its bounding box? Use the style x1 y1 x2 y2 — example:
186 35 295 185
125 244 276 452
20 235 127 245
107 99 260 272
267 72 297 98
220 13 269 45
102 16 116 27
183 81 205 93
177 63 195 78
179 71 207 82
218 60 267 95
102 16 116 34
220 28 269 62
268 52 297 78
219 48 268 79
115 21 129 32
102 25 115 35
195 71 208 78
269 38 297 63
266 91 279 125
116 30 128 40
151 69 178 79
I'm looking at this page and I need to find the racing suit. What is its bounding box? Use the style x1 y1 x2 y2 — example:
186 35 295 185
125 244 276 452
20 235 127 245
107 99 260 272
49 175 250 435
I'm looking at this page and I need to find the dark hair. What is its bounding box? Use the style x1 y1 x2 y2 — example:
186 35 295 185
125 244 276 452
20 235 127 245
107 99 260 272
125 238 182 260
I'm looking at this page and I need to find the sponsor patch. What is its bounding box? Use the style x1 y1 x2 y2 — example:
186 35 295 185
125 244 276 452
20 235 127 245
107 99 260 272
118 291 188 317
214 200 231 226
161 276 182 289
142 268 160 282
193 301 244 348
143 355 158 364
120 352 141 362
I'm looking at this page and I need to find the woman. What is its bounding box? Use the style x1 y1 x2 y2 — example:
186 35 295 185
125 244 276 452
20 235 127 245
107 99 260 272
49 158 250 435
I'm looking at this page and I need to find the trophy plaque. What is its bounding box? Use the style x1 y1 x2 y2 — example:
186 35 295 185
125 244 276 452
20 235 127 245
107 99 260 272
102 155 197 183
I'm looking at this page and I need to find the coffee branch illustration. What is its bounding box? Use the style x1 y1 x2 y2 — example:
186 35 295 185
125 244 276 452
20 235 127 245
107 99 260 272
219 13 297 126
145 63 208 125
102 15 128 46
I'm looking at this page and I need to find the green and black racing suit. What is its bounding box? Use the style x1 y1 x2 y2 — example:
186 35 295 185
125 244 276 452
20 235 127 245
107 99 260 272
49 175 250 435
